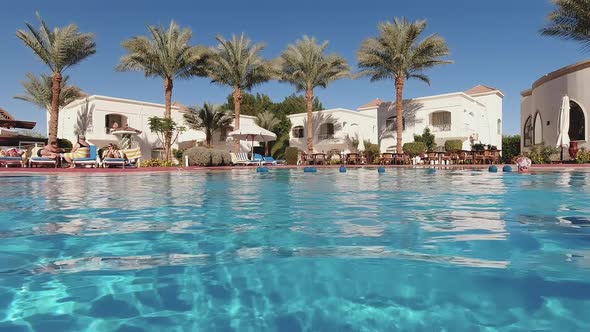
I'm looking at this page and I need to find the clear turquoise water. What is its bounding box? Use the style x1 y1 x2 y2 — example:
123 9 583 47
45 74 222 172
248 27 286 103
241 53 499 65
1 169 590 331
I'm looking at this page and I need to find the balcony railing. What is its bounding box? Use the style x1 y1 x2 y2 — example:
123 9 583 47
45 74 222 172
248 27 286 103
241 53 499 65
318 133 335 140
432 124 451 132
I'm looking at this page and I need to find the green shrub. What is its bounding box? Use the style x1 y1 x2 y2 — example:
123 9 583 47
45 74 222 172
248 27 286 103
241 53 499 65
183 147 231 166
363 140 380 164
414 128 436 152
210 149 231 166
524 144 559 164
140 159 174 167
444 140 463 152
173 148 184 160
502 135 520 163
576 148 590 164
57 138 72 149
403 142 427 156
285 147 299 165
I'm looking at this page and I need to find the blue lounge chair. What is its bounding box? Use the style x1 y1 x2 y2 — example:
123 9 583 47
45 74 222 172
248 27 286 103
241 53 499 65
73 145 98 168
263 156 285 165
0 156 24 167
29 147 57 168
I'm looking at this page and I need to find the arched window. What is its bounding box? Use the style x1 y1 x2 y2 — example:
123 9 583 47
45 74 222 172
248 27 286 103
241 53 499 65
523 116 533 147
430 111 451 131
105 114 127 133
569 100 586 141
319 123 335 139
386 115 405 131
534 112 543 144
497 119 502 135
292 126 304 138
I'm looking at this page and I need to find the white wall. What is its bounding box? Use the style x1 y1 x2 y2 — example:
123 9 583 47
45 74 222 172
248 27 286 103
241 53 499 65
377 92 499 152
57 95 259 160
521 61 590 158
287 108 376 153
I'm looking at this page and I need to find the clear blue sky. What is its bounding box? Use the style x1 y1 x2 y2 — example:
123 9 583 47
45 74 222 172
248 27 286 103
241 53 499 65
0 0 585 135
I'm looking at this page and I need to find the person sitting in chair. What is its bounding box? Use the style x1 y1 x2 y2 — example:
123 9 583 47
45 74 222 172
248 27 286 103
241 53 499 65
102 143 122 159
63 135 91 167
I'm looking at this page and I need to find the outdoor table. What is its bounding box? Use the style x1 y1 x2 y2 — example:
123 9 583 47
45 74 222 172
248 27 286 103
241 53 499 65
311 153 326 165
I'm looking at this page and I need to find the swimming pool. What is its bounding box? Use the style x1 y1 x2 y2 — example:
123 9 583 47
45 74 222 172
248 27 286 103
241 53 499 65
1 168 589 331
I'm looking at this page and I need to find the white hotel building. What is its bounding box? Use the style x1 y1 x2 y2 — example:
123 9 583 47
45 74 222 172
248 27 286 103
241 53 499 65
54 85 503 160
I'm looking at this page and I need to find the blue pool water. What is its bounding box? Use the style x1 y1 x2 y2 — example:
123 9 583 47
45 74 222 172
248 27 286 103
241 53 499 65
1 168 590 331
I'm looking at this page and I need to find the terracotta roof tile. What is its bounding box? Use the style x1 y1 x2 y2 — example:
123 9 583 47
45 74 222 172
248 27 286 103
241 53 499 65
464 85 500 95
358 98 384 109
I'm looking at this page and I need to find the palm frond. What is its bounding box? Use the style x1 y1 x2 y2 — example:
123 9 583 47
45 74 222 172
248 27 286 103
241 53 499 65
357 17 451 83
279 35 350 91
118 20 209 80
184 103 234 146
208 33 275 90
541 0 590 51
16 12 96 73
255 110 281 131
13 72 82 110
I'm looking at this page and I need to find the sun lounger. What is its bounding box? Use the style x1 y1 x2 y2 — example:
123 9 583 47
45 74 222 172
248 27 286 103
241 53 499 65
263 156 285 165
230 152 258 165
72 145 98 168
29 147 58 168
103 148 141 168
0 156 25 167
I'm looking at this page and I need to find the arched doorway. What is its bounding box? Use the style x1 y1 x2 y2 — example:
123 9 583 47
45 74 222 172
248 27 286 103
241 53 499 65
569 101 586 141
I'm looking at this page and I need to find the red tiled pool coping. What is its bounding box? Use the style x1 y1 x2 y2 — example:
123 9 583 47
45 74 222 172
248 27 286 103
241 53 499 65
1 163 590 174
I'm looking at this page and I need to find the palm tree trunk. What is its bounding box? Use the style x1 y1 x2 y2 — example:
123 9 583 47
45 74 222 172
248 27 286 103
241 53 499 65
395 77 405 153
164 77 173 161
233 86 242 153
49 71 62 143
305 86 314 152
206 132 212 148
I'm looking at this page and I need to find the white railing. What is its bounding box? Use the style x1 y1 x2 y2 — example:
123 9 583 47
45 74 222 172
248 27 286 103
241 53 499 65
432 124 451 132
318 133 335 140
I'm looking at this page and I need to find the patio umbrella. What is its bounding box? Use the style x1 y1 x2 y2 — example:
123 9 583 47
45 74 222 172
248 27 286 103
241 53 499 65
357 132 365 152
228 124 277 157
557 95 570 160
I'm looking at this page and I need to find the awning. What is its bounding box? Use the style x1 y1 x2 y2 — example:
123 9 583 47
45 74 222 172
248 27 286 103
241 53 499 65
0 120 36 130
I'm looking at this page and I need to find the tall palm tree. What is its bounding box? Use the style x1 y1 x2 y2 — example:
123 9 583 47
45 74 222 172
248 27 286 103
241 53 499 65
255 110 281 155
279 36 350 152
541 0 590 50
357 18 451 152
207 33 275 151
14 73 83 112
117 21 209 161
16 12 96 142
183 103 234 148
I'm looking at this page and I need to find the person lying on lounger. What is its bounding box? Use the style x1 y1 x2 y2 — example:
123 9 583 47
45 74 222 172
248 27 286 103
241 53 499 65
39 141 64 159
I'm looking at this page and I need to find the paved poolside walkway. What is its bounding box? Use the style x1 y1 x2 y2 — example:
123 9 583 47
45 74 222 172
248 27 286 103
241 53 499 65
1 163 589 174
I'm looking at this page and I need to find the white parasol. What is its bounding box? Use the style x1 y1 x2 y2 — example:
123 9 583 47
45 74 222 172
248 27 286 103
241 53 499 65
229 124 277 156
557 95 570 148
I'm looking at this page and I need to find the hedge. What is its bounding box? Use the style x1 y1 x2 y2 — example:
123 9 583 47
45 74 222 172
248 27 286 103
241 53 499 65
285 147 299 165
444 140 463 152
403 142 426 156
183 147 231 166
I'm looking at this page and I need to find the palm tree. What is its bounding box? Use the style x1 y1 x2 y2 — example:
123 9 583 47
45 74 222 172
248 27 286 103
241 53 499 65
16 12 96 142
207 33 275 151
14 73 83 112
541 0 590 50
183 103 234 148
117 21 209 161
357 18 451 152
279 36 350 152
255 110 281 155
